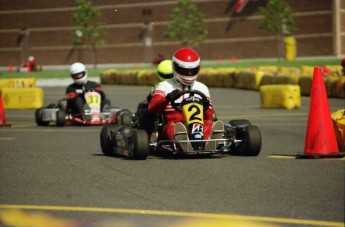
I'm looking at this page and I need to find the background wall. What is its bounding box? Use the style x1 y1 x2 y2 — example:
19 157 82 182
0 0 344 67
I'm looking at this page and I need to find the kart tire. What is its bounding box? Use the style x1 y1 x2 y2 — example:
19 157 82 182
35 108 49 126
56 110 65 127
229 119 251 127
231 125 261 156
131 129 149 160
100 124 116 156
120 111 132 126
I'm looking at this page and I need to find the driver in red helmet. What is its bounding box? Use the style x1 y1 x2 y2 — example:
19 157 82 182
148 47 222 151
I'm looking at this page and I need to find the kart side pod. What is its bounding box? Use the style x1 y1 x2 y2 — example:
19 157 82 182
100 124 149 160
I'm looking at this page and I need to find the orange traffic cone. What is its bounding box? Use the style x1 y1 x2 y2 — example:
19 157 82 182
0 94 11 127
297 67 343 158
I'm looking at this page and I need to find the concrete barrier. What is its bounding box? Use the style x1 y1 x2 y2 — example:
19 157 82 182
1 87 44 109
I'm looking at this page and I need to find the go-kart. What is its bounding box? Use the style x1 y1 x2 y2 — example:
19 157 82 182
35 91 132 127
100 90 262 160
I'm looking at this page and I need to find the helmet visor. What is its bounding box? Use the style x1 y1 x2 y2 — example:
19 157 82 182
158 71 173 80
173 62 200 77
71 72 85 79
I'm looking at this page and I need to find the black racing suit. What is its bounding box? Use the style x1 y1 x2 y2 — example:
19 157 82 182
66 81 110 117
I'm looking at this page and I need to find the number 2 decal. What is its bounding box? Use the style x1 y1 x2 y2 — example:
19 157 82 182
188 105 202 122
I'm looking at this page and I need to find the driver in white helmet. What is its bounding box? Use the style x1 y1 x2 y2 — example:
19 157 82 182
66 62 110 119
148 47 221 151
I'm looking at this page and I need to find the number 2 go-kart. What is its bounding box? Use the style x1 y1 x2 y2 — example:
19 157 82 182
100 90 262 160
35 91 132 127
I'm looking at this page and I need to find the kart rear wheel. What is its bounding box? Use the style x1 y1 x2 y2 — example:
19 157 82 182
229 119 251 127
131 129 149 160
56 110 65 127
100 124 116 156
35 108 49 126
232 125 261 156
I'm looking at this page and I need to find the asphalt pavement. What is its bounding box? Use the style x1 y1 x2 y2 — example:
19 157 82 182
0 85 344 227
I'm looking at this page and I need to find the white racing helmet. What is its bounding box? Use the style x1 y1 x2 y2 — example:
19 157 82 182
70 62 88 84
172 47 200 85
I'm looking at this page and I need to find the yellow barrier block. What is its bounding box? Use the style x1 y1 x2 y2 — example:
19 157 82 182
0 78 36 88
337 77 345 98
257 66 279 73
260 85 301 110
300 65 315 76
298 75 313 96
137 69 157 86
331 109 345 151
1 88 44 109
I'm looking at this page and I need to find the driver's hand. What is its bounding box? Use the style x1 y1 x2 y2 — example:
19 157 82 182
166 89 181 102
204 98 210 111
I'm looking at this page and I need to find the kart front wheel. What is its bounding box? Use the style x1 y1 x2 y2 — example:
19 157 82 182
231 125 262 156
130 129 149 160
229 119 251 127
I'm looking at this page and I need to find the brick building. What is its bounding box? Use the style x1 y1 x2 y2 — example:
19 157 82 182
0 0 344 67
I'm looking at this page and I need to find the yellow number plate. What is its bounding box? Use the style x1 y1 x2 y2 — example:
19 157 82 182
85 92 101 107
182 102 203 125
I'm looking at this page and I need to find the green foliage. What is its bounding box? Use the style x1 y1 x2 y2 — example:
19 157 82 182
258 0 295 35
258 0 295 60
164 0 207 48
73 0 106 67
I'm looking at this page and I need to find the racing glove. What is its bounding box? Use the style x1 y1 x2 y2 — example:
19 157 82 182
166 89 181 102
203 98 210 111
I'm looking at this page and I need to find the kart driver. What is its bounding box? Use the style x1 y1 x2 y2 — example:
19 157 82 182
148 47 221 151
65 62 110 119
135 59 174 137
148 59 174 102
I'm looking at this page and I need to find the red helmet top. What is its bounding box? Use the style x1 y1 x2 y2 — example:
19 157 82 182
172 47 200 85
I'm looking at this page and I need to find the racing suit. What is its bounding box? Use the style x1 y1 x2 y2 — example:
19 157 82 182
66 81 108 115
148 78 214 140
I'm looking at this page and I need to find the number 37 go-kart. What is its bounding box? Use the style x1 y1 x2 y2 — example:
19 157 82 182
35 90 132 126
100 90 262 160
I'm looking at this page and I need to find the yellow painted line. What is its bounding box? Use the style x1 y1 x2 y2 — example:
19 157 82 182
269 155 345 160
0 205 343 227
268 155 296 159
0 138 15 140
5 124 36 128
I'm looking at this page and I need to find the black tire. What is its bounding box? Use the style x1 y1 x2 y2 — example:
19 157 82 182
116 109 132 126
232 125 262 156
229 119 252 127
35 108 49 126
120 111 132 126
55 110 65 127
100 124 116 156
130 129 149 160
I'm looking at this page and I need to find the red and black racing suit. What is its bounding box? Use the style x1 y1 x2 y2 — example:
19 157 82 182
148 78 214 140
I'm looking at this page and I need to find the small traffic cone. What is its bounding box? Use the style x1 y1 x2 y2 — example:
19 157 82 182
297 67 343 158
0 95 11 127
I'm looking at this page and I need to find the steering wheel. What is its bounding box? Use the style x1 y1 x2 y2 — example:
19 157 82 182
170 90 208 112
